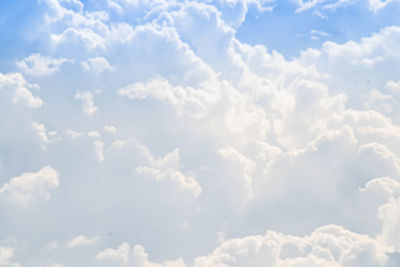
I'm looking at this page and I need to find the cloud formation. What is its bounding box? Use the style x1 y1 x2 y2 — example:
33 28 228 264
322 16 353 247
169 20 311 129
0 166 59 205
1 0 400 266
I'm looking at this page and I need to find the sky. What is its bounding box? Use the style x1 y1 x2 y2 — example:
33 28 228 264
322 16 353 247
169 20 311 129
1 0 400 266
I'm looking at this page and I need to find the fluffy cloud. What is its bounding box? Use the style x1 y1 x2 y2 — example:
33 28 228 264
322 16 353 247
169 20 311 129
75 91 98 116
0 246 19 267
66 235 100 248
16 54 72 76
299 26 400 123
135 148 202 198
96 242 186 267
194 224 393 267
361 177 400 251
368 0 400 11
81 57 114 73
32 122 59 148
104 125 117 134
0 72 43 108
0 166 59 205
2 0 400 266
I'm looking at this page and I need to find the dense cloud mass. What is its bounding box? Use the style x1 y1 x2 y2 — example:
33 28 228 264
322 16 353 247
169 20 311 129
1 0 400 266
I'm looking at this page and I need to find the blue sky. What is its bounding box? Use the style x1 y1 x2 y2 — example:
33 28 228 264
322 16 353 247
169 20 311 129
1 0 400 266
236 1 400 58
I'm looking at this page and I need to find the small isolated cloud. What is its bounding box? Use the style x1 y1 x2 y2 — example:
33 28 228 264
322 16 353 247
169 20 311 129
66 129 84 138
310 29 330 40
104 125 117 134
81 57 114 74
96 242 186 266
32 122 59 148
0 166 59 206
87 131 101 139
17 53 72 76
45 241 59 251
75 91 98 116
66 235 100 248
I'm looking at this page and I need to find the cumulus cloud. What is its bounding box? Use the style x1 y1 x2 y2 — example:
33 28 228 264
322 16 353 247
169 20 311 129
66 129 84 138
117 78 215 117
16 54 72 76
135 148 202 198
218 146 256 200
32 122 59 148
81 57 114 73
295 0 353 14
66 235 100 248
0 166 59 205
368 0 400 12
194 224 392 267
386 80 400 95
96 242 186 266
299 26 400 118
0 72 43 108
3 0 400 266
75 91 98 116
104 125 117 134
0 246 19 267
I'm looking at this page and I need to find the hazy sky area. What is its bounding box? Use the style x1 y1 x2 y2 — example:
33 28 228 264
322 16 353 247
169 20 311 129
1 0 400 266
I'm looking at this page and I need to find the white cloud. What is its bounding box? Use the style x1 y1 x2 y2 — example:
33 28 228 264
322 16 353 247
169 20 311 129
104 125 117 134
194 224 390 267
0 246 19 267
16 53 72 76
51 27 107 51
368 0 400 12
136 166 202 198
88 131 101 138
93 140 105 162
66 235 100 248
66 129 84 138
4 0 400 266
136 148 202 198
0 72 43 108
118 78 215 117
45 241 59 251
386 80 400 95
295 0 353 14
75 91 98 116
32 122 59 148
81 57 114 73
13 86 43 108
0 166 59 205
96 242 186 266
218 146 256 200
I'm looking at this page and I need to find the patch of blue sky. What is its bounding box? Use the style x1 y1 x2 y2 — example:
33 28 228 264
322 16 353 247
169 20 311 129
236 0 400 59
0 0 46 72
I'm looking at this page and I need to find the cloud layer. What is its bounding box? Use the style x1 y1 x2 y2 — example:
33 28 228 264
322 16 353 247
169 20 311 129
1 0 400 266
